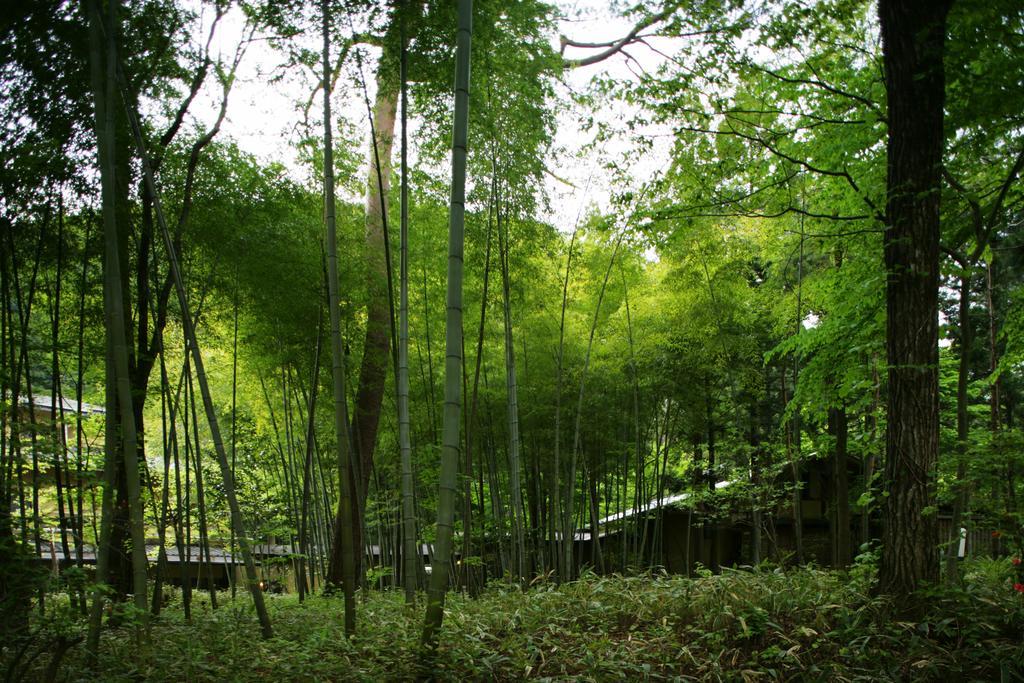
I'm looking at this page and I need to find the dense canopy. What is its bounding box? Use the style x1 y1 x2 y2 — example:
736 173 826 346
1 0 1023 679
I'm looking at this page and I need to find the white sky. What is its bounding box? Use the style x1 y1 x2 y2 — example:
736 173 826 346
181 0 678 232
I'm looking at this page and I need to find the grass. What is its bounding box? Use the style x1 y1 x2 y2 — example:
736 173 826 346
7 558 1024 681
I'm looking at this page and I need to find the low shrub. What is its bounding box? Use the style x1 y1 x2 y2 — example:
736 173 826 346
7 561 1022 681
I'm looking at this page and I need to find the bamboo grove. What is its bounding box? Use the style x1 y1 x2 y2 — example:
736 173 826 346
1 0 1023 661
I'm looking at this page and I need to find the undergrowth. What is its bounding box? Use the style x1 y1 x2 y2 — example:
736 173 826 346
6 559 1023 682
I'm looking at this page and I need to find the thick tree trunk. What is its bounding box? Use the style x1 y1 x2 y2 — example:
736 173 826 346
346 82 399 569
878 0 951 604
325 68 400 588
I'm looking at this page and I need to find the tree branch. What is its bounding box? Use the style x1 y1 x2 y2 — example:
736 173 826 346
653 205 873 223
716 117 886 223
986 144 1024 229
300 38 356 128
175 24 253 235
942 144 1024 262
745 61 884 121
561 7 674 68
157 5 225 158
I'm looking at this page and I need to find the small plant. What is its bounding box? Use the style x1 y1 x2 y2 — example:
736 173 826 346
848 540 879 592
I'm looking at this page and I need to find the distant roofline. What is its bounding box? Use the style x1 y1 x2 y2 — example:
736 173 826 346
10 393 105 416
595 480 733 528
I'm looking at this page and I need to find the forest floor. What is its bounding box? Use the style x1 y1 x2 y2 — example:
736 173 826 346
10 559 1024 682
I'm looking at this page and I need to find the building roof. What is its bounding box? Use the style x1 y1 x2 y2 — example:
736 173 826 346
37 541 439 565
17 394 105 416
37 542 251 565
595 480 733 528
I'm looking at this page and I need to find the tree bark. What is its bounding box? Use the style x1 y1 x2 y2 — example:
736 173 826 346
344 82 399 573
877 0 951 604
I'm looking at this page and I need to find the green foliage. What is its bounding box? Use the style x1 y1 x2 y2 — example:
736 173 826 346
14 565 1022 680
4 0 1024 668
0 535 47 641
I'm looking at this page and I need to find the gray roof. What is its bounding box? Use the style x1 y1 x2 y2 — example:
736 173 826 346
18 394 105 416
37 543 243 565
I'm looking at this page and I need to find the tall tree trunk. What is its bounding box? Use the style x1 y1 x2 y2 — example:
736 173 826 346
985 260 1000 431
498 196 526 582
0 229 36 639
790 231 805 565
298 308 323 603
620 264 640 572
877 0 951 603
984 262 1014 510
420 266 439 444
5 228 45 552
481 366 508 576
73 223 92 604
169 362 191 621
651 399 672 569
50 203 74 581
463 169 493 593
397 5 418 606
749 401 763 566
229 285 239 598
342 82 399 582
151 350 173 616
944 272 971 582
321 0 357 636
422 0 472 651
553 227 579 582
85 0 149 637
183 351 195 615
